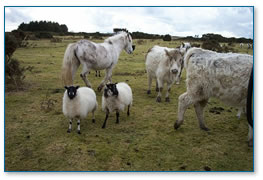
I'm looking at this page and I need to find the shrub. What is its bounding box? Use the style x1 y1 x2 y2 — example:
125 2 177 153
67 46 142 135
5 32 33 91
201 40 222 52
35 32 53 39
5 33 18 59
163 34 172 41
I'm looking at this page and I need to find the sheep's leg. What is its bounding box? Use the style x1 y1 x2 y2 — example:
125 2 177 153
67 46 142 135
77 119 81 134
127 105 130 116
147 75 152 94
194 100 209 131
98 67 113 92
80 65 92 88
174 92 193 129
165 83 173 102
156 78 163 102
248 124 253 147
102 109 109 129
67 119 73 133
116 110 120 124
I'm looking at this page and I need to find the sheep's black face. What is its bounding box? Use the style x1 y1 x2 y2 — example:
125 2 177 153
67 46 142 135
65 86 79 100
104 83 118 98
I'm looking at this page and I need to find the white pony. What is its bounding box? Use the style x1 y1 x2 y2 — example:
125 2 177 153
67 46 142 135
174 48 253 146
62 31 135 91
145 46 183 102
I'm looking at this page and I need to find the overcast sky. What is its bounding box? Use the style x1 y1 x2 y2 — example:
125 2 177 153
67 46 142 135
5 7 253 39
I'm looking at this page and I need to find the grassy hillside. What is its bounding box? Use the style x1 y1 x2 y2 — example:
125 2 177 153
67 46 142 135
5 38 253 171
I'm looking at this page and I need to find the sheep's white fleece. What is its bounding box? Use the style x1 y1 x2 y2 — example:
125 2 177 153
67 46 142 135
102 82 133 113
63 87 97 119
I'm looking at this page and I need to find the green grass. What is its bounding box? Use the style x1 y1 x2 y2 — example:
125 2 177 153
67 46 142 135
5 39 253 171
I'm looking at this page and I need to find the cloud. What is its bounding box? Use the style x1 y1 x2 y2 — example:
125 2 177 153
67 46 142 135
4 7 253 38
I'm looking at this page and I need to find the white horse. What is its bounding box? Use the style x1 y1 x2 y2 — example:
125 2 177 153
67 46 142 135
62 31 135 91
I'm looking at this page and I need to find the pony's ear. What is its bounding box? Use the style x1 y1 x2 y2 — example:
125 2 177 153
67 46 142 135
165 49 171 59
76 86 80 90
64 86 68 90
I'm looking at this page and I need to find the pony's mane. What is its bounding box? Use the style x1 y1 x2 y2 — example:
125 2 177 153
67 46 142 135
104 31 128 43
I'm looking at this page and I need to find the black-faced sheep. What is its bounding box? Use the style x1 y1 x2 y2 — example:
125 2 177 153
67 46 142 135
63 86 98 134
102 82 133 128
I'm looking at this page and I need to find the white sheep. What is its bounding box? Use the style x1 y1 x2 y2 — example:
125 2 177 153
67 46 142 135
63 86 98 134
102 82 133 128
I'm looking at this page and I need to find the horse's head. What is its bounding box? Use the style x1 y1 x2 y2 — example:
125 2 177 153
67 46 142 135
64 85 79 100
124 32 135 54
165 49 184 81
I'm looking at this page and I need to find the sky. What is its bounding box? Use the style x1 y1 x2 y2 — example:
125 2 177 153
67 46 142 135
5 7 253 39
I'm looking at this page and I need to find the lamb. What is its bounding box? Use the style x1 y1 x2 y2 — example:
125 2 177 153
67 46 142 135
63 86 98 134
145 45 183 102
101 82 133 128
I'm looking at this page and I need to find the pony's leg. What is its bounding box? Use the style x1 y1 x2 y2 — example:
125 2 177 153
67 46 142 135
102 109 109 129
156 80 159 92
147 75 152 94
67 118 73 133
194 100 209 131
156 77 163 102
248 124 253 147
116 110 120 124
98 67 113 92
165 83 173 102
95 71 98 77
98 71 101 77
92 108 96 123
174 92 194 129
77 119 81 134
80 65 92 88
127 105 130 116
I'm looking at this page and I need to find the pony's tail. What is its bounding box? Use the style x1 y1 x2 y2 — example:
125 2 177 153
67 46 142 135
61 43 80 86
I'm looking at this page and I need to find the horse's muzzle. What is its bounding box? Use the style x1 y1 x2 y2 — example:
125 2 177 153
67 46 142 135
132 45 136 51
171 69 178 74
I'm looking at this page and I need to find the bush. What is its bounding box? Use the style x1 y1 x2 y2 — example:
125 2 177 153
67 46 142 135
5 32 33 91
50 38 62 43
163 34 172 41
5 33 19 59
201 40 222 52
35 32 53 39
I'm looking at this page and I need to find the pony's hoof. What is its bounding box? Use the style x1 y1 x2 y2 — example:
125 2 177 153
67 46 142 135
67 129 71 133
92 119 95 123
200 126 210 131
155 88 159 92
174 122 181 130
165 97 170 102
97 86 103 92
147 90 151 94
77 131 81 134
102 125 106 129
248 140 253 147
156 96 161 102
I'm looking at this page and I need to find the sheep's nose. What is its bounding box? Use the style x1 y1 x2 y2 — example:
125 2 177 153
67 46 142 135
171 69 178 74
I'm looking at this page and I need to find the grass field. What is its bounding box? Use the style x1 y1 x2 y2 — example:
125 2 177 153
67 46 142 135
5 38 253 171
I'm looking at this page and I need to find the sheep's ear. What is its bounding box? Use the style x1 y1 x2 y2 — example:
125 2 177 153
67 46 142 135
64 86 68 90
76 86 80 90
